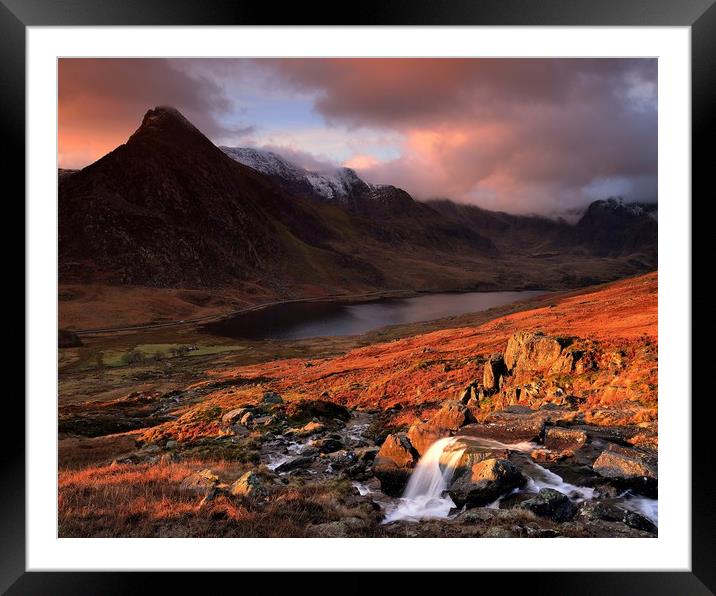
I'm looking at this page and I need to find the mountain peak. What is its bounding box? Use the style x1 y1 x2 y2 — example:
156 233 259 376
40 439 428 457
128 106 205 144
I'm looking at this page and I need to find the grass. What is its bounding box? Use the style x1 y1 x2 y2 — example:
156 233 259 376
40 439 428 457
58 460 380 538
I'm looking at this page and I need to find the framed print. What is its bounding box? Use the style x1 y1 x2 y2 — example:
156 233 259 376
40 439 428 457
9 0 712 591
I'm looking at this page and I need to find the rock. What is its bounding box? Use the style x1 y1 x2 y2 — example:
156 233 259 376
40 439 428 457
482 526 515 538
519 488 576 522
430 400 473 431
455 508 496 523
229 470 269 499
310 437 344 454
239 411 255 426
198 486 225 507
448 458 526 508
285 399 351 422
407 421 449 456
577 500 657 533
165 440 178 449
504 331 568 373
310 517 365 537
592 444 657 495
274 455 315 473
221 407 251 425
288 421 325 437
373 433 419 496
461 407 547 442
180 469 220 494
262 391 283 405
483 354 506 392
458 382 480 404
355 446 379 462
544 427 588 451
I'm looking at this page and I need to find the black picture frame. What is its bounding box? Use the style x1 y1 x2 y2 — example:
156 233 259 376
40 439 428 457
8 0 710 591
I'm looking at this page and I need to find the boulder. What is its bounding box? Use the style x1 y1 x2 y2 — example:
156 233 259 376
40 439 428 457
180 468 219 494
430 400 474 431
448 458 526 508
406 421 449 456
461 407 547 442
221 407 251 425
519 488 576 522
285 399 351 422
310 437 344 454
274 455 315 473
229 470 269 499
289 421 325 437
262 391 283 405
239 411 255 426
592 444 657 495
483 354 506 392
544 427 588 451
504 331 568 373
577 500 657 533
373 433 419 497
309 517 366 537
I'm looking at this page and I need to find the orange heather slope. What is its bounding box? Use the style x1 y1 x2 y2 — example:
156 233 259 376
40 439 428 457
142 272 657 444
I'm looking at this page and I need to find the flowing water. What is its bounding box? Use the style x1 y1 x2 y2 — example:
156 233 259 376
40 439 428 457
382 435 658 526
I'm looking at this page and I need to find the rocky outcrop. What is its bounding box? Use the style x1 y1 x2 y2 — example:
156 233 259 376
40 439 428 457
462 406 549 442
483 354 506 392
373 433 419 496
504 331 569 373
448 458 525 508
519 488 576 522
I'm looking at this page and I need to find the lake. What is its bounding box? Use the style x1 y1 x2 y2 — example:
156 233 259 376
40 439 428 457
200 290 544 341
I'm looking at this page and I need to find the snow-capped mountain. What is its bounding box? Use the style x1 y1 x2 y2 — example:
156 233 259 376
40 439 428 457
221 146 370 203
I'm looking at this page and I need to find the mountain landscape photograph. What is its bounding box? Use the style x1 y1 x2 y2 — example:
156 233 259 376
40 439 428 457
57 58 658 538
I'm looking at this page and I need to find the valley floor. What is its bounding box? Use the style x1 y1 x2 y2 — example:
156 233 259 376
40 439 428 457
58 272 658 538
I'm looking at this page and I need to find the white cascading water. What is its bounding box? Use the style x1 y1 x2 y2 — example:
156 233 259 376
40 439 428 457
383 436 466 523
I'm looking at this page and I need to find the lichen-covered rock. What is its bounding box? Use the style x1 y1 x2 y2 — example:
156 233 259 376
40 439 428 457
229 470 269 499
180 468 219 494
262 391 283 405
544 427 588 451
221 407 251 425
448 458 525 508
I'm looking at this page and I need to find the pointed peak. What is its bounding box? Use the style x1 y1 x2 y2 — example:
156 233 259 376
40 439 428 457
128 106 206 144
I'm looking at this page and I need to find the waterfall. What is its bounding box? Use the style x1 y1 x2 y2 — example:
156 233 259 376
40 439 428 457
383 436 466 523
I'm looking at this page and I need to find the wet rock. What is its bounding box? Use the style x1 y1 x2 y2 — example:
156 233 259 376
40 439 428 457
287 420 325 438
274 455 315 473
544 427 588 451
592 444 657 496
448 458 526 508
519 488 576 522
325 449 358 469
229 470 269 499
262 391 283 405
373 433 419 497
310 437 344 454
355 446 379 462
406 421 449 456
483 354 506 392
430 400 474 431
577 500 656 533
180 469 220 494
504 331 570 375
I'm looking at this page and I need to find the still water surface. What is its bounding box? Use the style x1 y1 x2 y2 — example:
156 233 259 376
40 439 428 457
201 290 544 340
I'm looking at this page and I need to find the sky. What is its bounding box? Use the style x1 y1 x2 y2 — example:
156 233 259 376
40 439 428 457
58 58 657 216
